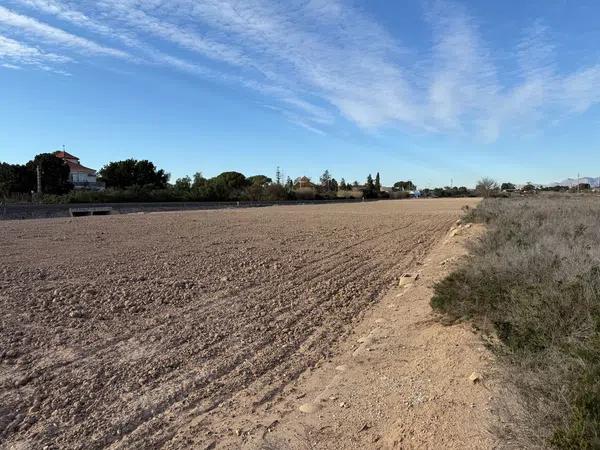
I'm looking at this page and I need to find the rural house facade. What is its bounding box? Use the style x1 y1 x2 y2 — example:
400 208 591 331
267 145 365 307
54 151 104 190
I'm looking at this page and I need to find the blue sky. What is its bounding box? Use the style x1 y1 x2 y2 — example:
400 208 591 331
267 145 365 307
1 0 599 188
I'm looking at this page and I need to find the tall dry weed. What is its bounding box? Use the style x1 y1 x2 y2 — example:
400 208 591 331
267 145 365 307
432 195 600 448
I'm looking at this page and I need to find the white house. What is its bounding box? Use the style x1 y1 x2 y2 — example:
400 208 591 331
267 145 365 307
54 150 104 190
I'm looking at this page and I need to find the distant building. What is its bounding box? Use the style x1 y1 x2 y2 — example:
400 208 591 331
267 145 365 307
54 151 104 190
294 176 314 189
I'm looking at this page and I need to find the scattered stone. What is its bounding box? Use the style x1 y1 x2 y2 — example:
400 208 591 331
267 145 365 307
299 402 321 414
399 277 413 287
469 372 482 383
335 365 348 372
358 423 371 433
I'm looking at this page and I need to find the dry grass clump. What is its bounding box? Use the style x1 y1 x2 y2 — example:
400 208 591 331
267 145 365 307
431 195 600 448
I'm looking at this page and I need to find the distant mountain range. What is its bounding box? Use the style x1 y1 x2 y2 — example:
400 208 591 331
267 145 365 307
548 177 600 188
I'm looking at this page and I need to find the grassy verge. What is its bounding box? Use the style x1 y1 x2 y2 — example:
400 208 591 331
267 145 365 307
431 195 600 448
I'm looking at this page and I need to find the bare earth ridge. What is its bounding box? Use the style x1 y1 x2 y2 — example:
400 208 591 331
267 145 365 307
0 198 491 449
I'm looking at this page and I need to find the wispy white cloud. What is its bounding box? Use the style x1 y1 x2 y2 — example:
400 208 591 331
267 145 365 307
0 33 72 73
2 0 600 140
425 1 498 132
0 5 129 58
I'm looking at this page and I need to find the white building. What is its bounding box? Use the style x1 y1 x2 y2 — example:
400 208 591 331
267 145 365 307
54 151 104 190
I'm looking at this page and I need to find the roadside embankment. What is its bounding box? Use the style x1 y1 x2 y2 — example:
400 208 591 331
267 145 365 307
432 196 600 448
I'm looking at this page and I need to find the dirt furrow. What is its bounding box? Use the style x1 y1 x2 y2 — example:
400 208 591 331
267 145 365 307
0 199 473 449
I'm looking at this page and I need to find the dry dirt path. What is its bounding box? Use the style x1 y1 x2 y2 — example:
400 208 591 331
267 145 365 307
0 199 483 449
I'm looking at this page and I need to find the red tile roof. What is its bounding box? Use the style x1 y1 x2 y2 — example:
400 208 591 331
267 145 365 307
54 151 96 174
54 150 78 160
65 159 96 174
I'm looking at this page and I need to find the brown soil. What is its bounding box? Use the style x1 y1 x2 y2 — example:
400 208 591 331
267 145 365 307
0 198 489 449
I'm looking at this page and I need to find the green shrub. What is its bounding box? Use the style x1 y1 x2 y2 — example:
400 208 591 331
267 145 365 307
431 195 600 448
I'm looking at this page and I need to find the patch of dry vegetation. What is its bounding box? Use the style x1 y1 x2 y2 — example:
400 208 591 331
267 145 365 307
431 195 600 448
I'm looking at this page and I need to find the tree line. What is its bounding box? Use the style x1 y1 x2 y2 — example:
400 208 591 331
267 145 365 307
0 154 422 203
0 154 72 195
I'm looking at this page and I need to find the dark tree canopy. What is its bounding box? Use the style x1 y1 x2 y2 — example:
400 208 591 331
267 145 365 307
320 170 332 190
192 172 207 189
174 176 192 191
501 182 516 191
247 175 272 187
330 178 339 192
1 154 71 195
577 183 591 191
28 153 72 195
374 172 381 192
522 182 536 192
99 159 169 189
363 174 378 198
0 162 33 195
393 180 416 191
285 177 293 191
211 171 249 190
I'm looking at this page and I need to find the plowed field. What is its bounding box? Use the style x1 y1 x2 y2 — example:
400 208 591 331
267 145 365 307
0 199 474 449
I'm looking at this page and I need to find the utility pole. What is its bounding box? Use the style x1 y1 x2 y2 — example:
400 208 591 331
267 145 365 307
36 164 42 195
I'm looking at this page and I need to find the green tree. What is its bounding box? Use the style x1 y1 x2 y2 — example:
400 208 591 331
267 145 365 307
247 175 272 187
577 183 591 191
192 172 207 189
264 183 288 200
330 178 339 192
174 176 192 191
339 178 347 191
211 171 248 190
501 182 516 191
393 181 416 191
26 153 72 194
207 171 249 200
320 169 332 190
285 176 293 192
0 163 30 195
374 172 381 192
363 174 377 198
99 159 169 189
0 163 15 196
